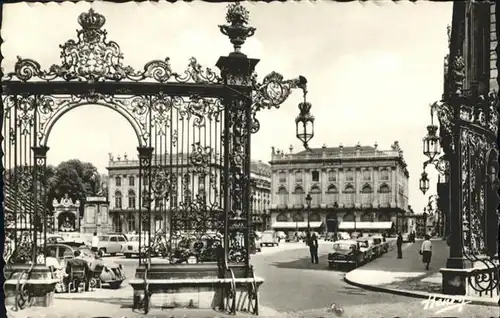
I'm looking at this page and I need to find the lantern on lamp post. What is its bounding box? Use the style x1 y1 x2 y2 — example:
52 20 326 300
423 124 441 161
295 101 315 150
419 171 430 195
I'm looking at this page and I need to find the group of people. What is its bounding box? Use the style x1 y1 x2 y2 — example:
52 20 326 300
45 246 104 293
396 232 433 270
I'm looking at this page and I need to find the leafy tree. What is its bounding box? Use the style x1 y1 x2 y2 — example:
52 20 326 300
5 160 102 217
48 159 101 216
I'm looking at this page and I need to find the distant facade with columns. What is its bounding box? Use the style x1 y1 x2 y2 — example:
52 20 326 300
106 153 271 233
269 142 411 235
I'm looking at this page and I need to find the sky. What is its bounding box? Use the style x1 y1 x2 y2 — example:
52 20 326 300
1 1 453 215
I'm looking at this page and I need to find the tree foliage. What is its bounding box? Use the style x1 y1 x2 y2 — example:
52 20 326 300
5 159 102 216
48 159 101 215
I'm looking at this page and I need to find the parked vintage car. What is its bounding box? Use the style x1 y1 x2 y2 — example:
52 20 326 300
372 235 389 254
274 231 285 242
122 235 147 258
97 234 128 256
367 238 381 258
260 230 279 247
356 238 375 262
46 243 126 289
328 240 364 269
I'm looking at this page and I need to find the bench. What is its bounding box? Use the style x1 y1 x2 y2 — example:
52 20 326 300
129 262 263 315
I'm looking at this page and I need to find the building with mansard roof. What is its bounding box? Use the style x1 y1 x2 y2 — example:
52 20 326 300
268 141 412 237
106 153 271 233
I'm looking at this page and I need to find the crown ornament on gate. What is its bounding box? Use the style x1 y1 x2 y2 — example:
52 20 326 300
77 8 107 43
4 8 222 84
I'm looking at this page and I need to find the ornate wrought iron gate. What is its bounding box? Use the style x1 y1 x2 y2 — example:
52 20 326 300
435 57 500 297
2 3 307 290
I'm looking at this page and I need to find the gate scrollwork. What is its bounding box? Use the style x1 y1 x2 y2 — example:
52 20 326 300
2 7 307 299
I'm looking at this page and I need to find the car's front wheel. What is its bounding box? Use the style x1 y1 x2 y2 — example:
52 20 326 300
125 253 132 258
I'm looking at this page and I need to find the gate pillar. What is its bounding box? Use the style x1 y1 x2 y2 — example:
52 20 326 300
137 146 154 267
216 53 259 271
32 145 50 261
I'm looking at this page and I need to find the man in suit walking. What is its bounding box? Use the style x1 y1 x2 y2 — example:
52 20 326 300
309 233 319 264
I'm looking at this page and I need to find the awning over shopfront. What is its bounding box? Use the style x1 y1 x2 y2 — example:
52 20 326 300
271 221 323 229
338 221 393 230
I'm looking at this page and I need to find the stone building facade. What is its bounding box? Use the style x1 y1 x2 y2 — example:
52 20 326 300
269 142 411 235
106 153 271 233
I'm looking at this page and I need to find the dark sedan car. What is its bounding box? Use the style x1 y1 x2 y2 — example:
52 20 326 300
328 240 364 269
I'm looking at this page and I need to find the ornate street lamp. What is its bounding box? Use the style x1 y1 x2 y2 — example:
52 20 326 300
422 111 441 161
419 171 430 194
305 193 312 234
295 99 315 150
420 102 448 197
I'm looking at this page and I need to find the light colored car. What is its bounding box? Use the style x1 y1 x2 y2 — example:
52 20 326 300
122 235 148 258
402 233 410 242
372 235 389 254
97 234 128 256
356 238 375 262
260 230 279 247
338 232 351 240
276 231 287 240
366 238 381 259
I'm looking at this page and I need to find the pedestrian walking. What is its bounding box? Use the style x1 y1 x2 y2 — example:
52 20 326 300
91 232 99 253
420 234 433 270
396 232 403 259
309 233 319 264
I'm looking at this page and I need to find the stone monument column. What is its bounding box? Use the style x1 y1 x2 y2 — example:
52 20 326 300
82 196 111 234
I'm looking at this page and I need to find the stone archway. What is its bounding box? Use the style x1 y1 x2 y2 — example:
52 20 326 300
53 194 81 232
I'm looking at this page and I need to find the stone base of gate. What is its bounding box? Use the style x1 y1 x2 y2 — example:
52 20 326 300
130 263 264 312
441 263 500 298
131 283 263 310
4 264 59 308
440 267 474 296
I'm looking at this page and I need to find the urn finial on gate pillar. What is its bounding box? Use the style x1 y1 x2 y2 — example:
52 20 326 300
219 2 256 55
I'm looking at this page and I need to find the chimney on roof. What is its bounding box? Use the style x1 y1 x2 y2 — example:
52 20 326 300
356 142 361 156
289 144 293 154
374 142 378 150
